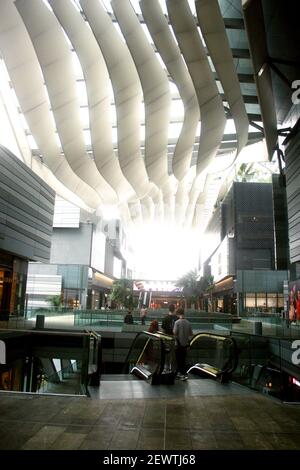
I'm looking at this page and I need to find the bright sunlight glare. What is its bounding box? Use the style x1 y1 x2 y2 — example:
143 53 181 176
130 224 199 280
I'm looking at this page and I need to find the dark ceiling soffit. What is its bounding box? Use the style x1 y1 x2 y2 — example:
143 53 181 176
242 0 278 160
282 117 300 147
213 72 254 83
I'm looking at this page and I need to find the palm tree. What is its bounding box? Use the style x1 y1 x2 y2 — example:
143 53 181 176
176 270 201 310
235 163 257 182
109 278 135 309
47 295 61 311
235 162 274 184
198 275 214 294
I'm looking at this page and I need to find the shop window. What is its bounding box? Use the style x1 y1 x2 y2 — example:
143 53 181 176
267 293 277 308
257 293 267 309
278 294 284 308
245 293 255 308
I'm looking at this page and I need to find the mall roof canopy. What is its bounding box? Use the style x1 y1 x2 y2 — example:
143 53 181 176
0 0 270 232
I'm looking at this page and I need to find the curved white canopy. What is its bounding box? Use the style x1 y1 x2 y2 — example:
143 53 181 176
0 0 264 236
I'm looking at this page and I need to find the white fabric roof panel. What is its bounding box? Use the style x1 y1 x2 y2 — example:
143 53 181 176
111 0 175 208
140 0 200 183
0 0 99 209
195 0 248 155
0 0 265 235
167 0 226 176
80 0 158 203
15 0 118 206
49 0 135 205
184 172 207 227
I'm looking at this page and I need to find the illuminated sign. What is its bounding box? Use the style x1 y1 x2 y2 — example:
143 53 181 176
211 236 230 283
133 280 183 293
292 377 300 388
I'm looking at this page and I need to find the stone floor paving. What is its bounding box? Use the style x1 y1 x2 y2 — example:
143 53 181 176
1 384 300 450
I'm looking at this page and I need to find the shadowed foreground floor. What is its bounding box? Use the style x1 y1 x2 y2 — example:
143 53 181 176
1 378 300 450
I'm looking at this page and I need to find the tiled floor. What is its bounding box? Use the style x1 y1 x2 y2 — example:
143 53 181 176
1 378 300 450
89 376 252 399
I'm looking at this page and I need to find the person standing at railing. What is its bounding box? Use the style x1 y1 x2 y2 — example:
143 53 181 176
173 308 193 381
124 310 134 324
140 304 147 325
148 319 159 333
162 303 178 335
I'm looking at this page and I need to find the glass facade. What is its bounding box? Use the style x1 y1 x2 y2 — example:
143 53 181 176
244 292 284 313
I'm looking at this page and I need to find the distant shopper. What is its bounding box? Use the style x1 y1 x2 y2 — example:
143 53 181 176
148 319 159 334
173 308 193 380
124 310 134 324
140 304 147 325
162 303 178 335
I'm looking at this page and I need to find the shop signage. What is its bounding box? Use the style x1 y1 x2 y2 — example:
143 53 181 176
292 377 300 388
291 340 300 365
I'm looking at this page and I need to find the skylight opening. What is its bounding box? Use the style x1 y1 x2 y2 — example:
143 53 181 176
157 0 167 15
171 99 184 120
75 80 88 106
129 0 142 15
83 129 91 146
27 134 38 150
101 0 113 14
141 24 155 47
112 22 126 44
79 107 90 128
19 113 30 132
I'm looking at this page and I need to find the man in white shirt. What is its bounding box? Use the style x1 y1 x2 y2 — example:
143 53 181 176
173 308 193 380
140 304 147 325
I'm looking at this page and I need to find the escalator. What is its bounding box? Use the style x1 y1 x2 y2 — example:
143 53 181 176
124 331 177 384
0 328 101 395
124 331 238 385
186 331 300 401
186 333 239 383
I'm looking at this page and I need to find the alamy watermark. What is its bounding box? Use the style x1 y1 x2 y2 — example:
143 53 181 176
291 80 300 104
0 340 5 364
291 339 300 365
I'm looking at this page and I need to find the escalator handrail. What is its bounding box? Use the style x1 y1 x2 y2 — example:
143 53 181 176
85 329 101 340
188 332 239 376
124 331 174 375
84 329 102 386
189 332 231 347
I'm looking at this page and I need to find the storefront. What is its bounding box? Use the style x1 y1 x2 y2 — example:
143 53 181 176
0 252 27 320
86 270 113 310
235 270 288 315
206 270 287 315
207 276 237 314
241 292 284 314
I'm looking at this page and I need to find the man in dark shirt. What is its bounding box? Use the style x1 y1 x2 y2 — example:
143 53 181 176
162 304 178 335
124 310 134 324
